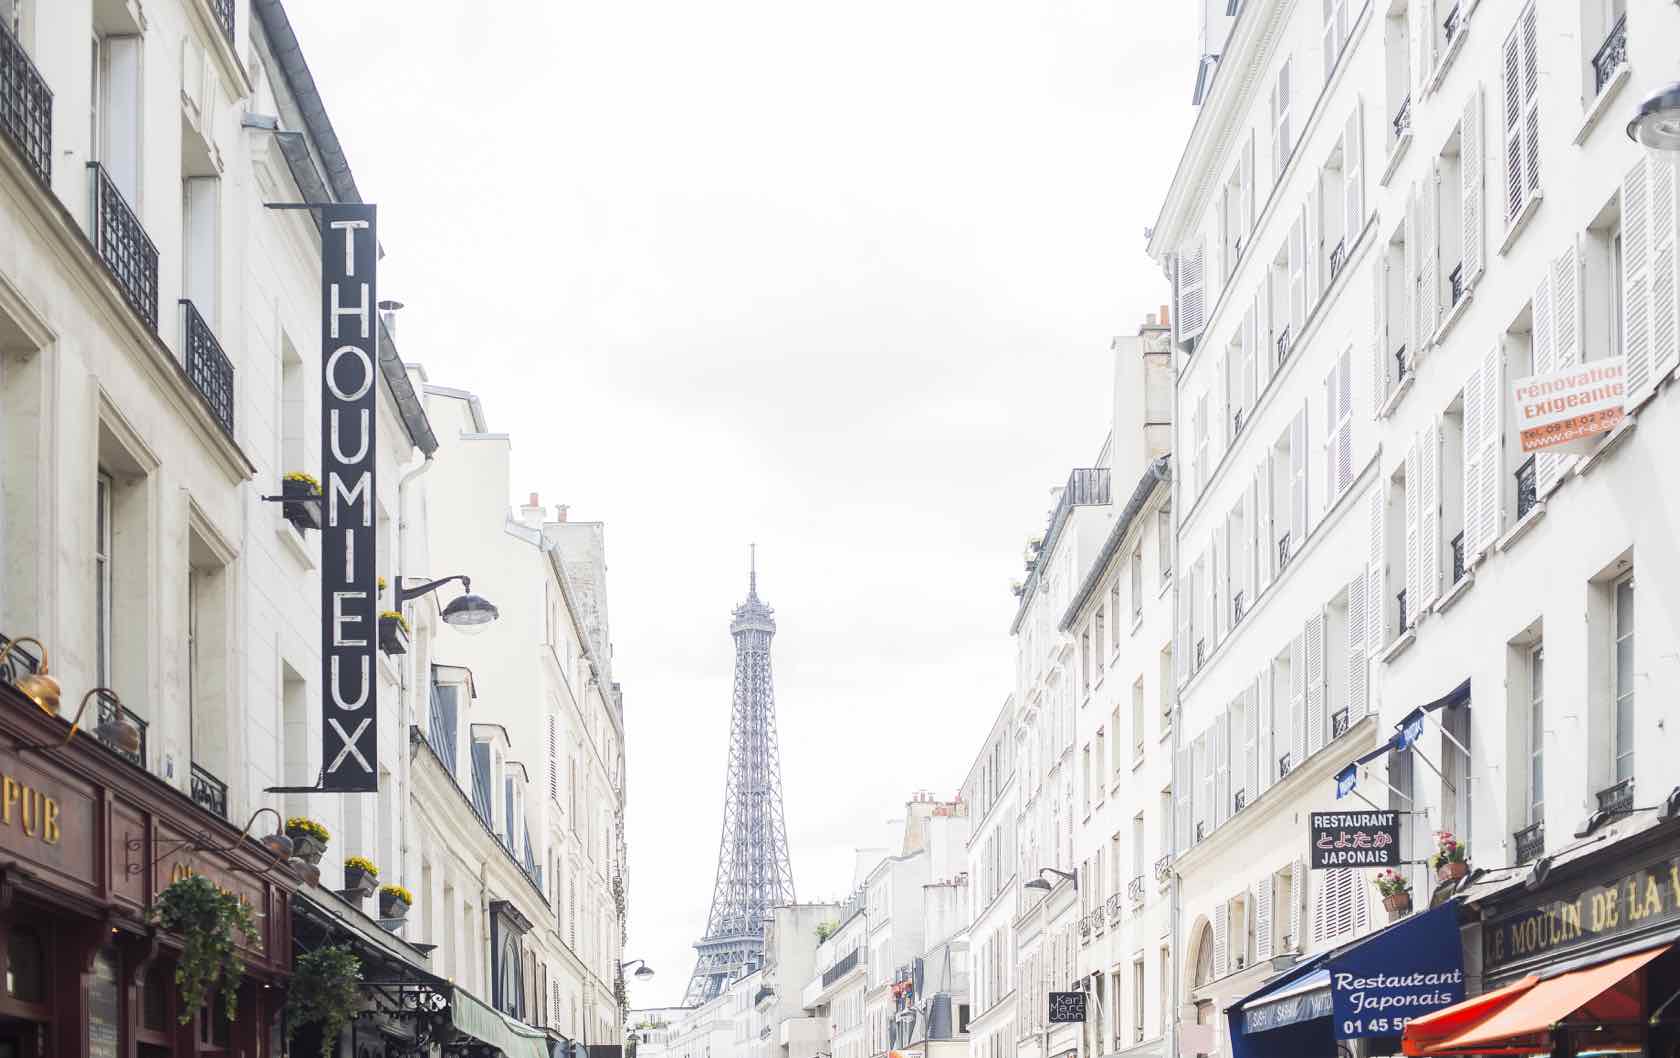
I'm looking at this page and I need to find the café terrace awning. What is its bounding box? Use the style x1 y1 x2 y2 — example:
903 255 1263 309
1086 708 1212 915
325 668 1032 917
448 987 550 1058
1402 945 1667 1056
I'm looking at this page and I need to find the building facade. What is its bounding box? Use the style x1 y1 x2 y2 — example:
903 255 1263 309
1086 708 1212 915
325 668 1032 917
963 698 1019 1058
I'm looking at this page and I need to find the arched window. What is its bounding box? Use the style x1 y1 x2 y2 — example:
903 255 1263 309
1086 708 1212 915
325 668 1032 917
499 934 524 1018
6 925 45 1002
1192 920 1214 989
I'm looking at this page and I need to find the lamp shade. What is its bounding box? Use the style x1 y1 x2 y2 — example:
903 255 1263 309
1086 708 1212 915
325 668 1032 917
1628 82 1680 152
634 964 655 979
441 591 499 634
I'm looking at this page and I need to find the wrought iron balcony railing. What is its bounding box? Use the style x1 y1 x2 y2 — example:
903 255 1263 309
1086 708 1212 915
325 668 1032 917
1278 533 1292 571
0 17 51 186
210 0 236 46
1451 531 1466 583
1233 407 1245 437
180 300 235 435
1233 590 1246 626
1278 752 1294 778
1195 820 1206 842
1516 455 1538 520
97 697 147 768
1449 262 1465 307
1127 875 1145 905
1108 893 1124 924
1443 3 1462 44
1329 239 1347 280
1397 589 1409 631
88 162 159 332
1079 915 1092 942
1233 788 1247 813
821 948 861 988
190 762 228 819
0 633 40 684
1154 854 1172 886
1395 345 1409 384
1093 907 1105 935
1597 778 1635 817
1276 325 1292 364
1331 708 1350 738
1513 821 1544 865
1194 639 1206 672
1392 94 1411 142
1593 13 1627 95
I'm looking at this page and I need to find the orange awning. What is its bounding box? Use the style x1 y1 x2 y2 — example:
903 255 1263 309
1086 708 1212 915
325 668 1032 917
1403 945 1668 1056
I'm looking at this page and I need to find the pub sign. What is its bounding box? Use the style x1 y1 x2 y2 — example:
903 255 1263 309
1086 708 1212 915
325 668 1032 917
320 204 379 793
1310 811 1400 869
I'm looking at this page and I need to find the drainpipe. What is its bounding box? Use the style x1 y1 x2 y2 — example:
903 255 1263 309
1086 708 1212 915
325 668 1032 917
396 452 434 888
1166 252 1183 1058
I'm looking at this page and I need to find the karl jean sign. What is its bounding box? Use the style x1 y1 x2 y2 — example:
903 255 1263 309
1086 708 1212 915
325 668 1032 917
320 204 378 793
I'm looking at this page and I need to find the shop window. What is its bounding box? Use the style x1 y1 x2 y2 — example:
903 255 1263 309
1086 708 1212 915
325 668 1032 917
198 999 231 1049
142 962 169 1031
5 926 44 1003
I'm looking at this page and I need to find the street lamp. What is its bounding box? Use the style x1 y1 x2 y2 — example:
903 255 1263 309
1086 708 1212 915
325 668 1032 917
1627 81 1680 153
620 959 656 980
396 575 500 635
1023 866 1078 892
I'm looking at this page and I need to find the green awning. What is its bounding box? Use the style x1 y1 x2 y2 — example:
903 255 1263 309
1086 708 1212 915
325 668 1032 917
448 988 549 1058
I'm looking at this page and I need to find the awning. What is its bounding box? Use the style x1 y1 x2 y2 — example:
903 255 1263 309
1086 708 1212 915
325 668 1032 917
449 988 550 1058
1402 944 1667 1056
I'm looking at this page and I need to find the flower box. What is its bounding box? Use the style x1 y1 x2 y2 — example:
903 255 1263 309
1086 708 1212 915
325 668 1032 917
379 613 409 656
282 477 322 532
379 885 413 920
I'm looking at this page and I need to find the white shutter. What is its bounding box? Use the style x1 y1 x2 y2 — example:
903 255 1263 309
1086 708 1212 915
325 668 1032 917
1243 132 1257 239
1214 710 1230 827
1374 257 1390 410
1420 161 1440 342
1404 184 1420 355
1196 392 1210 492
1462 359 1485 564
1257 674 1274 794
1323 0 1338 82
1255 458 1273 590
1255 873 1275 962
1175 746 1192 851
1367 488 1386 648
1213 525 1227 646
1307 186 1322 307
1179 241 1208 344
1532 261 1568 497
1417 0 1437 93
547 714 560 801
1336 349 1354 495
1476 343 1503 554
1461 84 1485 284
1345 99 1364 246
1243 304 1258 416
1289 213 1307 337
1305 612 1326 753
1418 420 1440 610
1241 485 1255 612
1347 573 1368 723
1289 633 1307 766
1197 732 1213 838
1176 563 1193 684
1218 343 1231 455
1652 157 1680 387
1291 406 1308 551
1502 8 1540 222
1288 861 1305 951
1213 900 1230 979
1624 157 1655 406
1245 683 1259 801
1404 439 1421 619
1323 361 1339 505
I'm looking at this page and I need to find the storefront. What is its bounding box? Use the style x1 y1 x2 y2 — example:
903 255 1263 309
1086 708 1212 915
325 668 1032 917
0 680 296 1058
1403 815 1680 1058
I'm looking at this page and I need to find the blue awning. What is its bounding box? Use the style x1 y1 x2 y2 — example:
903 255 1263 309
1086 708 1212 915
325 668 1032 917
1228 903 1467 1058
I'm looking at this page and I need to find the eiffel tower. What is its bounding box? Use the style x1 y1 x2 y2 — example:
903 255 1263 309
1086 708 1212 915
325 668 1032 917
685 548 797 1005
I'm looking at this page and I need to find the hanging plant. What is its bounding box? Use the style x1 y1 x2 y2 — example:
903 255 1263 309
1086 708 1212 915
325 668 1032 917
287 944 362 1058
149 875 260 1024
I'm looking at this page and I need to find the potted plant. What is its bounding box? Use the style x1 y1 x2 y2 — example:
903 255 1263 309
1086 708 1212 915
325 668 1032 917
1375 868 1413 919
814 920 838 942
287 944 362 1058
343 856 379 898
378 611 409 656
1431 831 1469 883
286 817 330 866
150 875 260 1024
282 472 322 532
379 884 413 920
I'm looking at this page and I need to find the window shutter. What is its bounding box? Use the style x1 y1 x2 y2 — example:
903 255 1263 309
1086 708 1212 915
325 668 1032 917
1255 458 1273 590
1532 261 1568 498
1218 343 1231 452
1336 349 1354 495
1624 157 1655 406
1418 419 1440 610
1420 162 1440 344
1503 9 1540 221
1291 407 1309 551
1243 132 1257 237
547 714 560 802
1289 213 1307 337
1520 5 1540 201
1344 99 1364 245
1462 360 1485 564
1374 254 1390 411
1367 488 1386 649
1241 485 1255 610
1404 440 1420 620
1213 523 1227 643
1179 241 1208 344
1654 158 1680 387
1197 732 1213 838
1257 674 1274 794
1243 304 1258 414
1323 0 1338 83
1255 874 1275 961
1306 186 1322 307
1289 633 1307 765
1213 900 1230 979
1214 710 1230 828
1176 745 1192 851
1196 393 1210 492
1245 683 1259 799
1323 361 1338 503
1461 85 1485 283
1176 567 1193 685
1305 612 1326 753
1476 343 1503 554
1289 860 1305 951
1404 184 1420 355
1347 573 1368 723
1410 0 1427 104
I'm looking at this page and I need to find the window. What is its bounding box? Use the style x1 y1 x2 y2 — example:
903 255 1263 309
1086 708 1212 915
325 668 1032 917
90 27 142 205
95 471 112 688
7 924 45 1002
1271 58 1294 180
1132 814 1146 888
1132 958 1146 1042
1094 729 1106 802
1385 0 1413 150
1272 411 1307 565
1094 608 1107 674
1082 744 1092 816
1160 647 1173 729
1442 699 1472 848
1271 649 1294 777
1080 630 1092 697
1111 581 1123 647
1133 679 1146 760
1502 2 1541 224
1614 575 1634 783
1323 0 1349 81
1193 392 1209 493
1442 397 1467 583
1580 0 1627 104
1159 507 1173 581
1323 349 1353 502
1528 644 1544 824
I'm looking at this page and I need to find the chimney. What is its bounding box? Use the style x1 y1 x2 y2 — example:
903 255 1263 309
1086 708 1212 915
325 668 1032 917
519 492 544 529
378 299 405 338
1159 303 1170 328
555 504 569 523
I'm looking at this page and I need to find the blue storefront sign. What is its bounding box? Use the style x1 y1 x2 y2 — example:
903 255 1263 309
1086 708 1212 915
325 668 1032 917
1328 903 1465 1039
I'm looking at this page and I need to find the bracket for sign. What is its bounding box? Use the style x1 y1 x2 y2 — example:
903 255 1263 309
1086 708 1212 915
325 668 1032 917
265 767 330 795
258 493 321 504
263 202 345 210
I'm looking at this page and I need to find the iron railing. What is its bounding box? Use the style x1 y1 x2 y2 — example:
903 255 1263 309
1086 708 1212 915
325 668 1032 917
1079 915 1092 943
1395 345 1409 384
1276 325 1292 364
1451 531 1466 583
1593 14 1627 95
1195 821 1206 842
191 763 228 819
1392 94 1411 142
1194 639 1206 671
1598 778 1635 817
1513 821 1545 864
1233 407 1245 437
1443 3 1462 45
1093 907 1105 935
87 163 159 332
1516 455 1538 519
0 17 51 186
1233 590 1246 626
1398 589 1409 631
209 0 235 46
1233 788 1247 813
180 300 235 435
0 633 40 685
1108 893 1124 924
1278 752 1294 778
1329 239 1347 280
822 948 861 988
1127 875 1145 905
1449 262 1465 307
1331 708 1350 738
1278 533 1292 571
1154 855 1172 885
97 698 147 768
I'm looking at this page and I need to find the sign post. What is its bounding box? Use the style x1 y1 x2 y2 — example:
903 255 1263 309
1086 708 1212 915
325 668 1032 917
1310 811 1401 869
320 204 379 793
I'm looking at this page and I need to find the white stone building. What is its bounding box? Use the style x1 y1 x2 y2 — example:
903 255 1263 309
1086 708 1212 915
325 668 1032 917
962 697 1019 1058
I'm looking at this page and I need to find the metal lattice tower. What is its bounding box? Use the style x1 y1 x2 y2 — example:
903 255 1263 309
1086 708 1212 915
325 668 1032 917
685 547 796 1005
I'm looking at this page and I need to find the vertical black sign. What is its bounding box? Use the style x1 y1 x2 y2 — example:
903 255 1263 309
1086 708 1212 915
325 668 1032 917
320 204 378 792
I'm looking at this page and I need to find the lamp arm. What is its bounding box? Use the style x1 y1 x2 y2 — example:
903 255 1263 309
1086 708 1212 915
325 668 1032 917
16 688 117 753
396 574 471 606
0 636 47 676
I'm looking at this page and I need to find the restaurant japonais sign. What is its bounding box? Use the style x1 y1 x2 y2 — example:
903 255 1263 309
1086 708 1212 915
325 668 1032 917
1310 811 1400 868
320 204 379 793
1485 851 1680 973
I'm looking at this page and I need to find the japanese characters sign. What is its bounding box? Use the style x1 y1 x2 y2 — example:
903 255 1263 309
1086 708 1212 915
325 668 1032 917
1310 811 1400 868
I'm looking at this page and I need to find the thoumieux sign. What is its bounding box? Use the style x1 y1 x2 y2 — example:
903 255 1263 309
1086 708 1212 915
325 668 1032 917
320 204 378 793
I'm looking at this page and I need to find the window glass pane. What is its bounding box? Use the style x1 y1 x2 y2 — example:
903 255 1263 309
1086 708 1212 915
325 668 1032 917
7 926 44 1002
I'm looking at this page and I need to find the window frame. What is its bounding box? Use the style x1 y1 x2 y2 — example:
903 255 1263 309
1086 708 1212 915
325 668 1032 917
1613 573 1634 783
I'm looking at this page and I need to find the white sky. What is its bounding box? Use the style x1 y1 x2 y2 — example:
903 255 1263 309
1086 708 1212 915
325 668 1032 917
287 0 1195 1010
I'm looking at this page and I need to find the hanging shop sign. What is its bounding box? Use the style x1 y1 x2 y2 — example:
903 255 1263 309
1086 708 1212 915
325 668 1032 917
320 203 379 793
1329 904 1465 1039
1484 848 1680 974
1048 991 1086 1023
1310 811 1401 868
1513 358 1626 454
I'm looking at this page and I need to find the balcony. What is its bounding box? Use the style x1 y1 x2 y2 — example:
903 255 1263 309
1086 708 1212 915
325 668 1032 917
1516 455 1538 520
1278 752 1294 778
1233 788 1248 813
1395 345 1409 384
1513 821 1544 865
1397 589 1409 631
1276 325 1292 364
821 948 860 989
97 697 148 769
1277 533 1292 572
1079 915 1092 943
1093 906 1106 935
1194 639 1206 672
1233 407 1245 437
0 17 51 186
1392 94 1412 143
1443 3 1462 44
1593 13 1627 95
1233 590 1246 626
1195 820 1206 842
190 763 228 820
1108 893 1123 925
1154 855 1172 888
209 0 236 46
1597 778 1635 818
1331 708 1350 739
180 300 235 435
1451 531 1466 583
1329 239 1347 281
88 163 160 333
